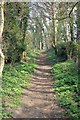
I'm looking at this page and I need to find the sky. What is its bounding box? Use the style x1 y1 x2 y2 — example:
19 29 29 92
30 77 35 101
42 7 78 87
2 0 80 2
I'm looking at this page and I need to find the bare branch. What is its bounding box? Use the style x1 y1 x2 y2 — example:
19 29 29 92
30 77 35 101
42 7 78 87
69 2 79 17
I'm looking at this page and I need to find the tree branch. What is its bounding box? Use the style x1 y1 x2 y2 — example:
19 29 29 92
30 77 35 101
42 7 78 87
69 2 79 17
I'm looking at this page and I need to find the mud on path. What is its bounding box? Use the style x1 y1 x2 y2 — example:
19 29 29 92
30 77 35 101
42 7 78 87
12 52 67 118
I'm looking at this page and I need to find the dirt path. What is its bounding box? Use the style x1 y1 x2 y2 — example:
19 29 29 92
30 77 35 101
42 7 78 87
12 52 67 118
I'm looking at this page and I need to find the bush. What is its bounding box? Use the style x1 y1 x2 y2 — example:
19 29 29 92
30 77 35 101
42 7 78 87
52 60 79 119
56 42 67 61
56 41 78 62
66 41 78 61
46 48 57 64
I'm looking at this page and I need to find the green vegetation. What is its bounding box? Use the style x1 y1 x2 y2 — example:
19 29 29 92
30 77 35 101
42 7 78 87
3 3 29 64
1 52 37 118
0 2 80 119
46 48 57 64
50 53 79 119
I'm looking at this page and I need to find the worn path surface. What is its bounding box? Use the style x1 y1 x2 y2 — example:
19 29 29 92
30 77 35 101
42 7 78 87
12 52 67 118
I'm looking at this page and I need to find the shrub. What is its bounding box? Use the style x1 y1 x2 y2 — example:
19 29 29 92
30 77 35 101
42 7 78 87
52 60 79 119
56 41 78 62
66 41 78 61
56 42 67 61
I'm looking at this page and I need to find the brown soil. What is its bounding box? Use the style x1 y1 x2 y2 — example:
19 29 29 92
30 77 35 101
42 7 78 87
12 52 67 118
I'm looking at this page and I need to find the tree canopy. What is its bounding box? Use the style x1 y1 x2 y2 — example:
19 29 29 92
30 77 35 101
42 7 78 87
0 1 80 119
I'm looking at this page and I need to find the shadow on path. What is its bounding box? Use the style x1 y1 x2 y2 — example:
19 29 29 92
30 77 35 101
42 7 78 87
12 52 68 118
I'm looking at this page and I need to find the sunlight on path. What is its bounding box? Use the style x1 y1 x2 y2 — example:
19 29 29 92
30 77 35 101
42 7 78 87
12 52 67 118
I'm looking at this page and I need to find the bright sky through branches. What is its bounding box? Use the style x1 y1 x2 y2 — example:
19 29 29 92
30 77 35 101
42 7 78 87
1 0 80 2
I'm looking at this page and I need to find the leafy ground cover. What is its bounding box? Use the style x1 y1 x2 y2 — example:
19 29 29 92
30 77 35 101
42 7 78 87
51 61 79 119
47 49 79 119
1 52 37 118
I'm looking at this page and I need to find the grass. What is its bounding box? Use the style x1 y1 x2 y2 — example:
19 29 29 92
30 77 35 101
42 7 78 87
47 48 79 119
1 52 37 118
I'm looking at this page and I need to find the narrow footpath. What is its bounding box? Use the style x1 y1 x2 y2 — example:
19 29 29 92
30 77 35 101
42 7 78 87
12 52 67 118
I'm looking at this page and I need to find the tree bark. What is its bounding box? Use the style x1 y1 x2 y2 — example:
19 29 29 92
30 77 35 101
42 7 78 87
77 2 80 78
66 3 71 42
51 3 55 47
0 2 4 77
73 6 77 42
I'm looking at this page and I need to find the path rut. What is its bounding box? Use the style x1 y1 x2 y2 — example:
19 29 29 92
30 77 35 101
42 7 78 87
12 52 66 118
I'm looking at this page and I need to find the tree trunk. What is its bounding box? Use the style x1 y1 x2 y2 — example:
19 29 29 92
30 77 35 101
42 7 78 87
39 41 42 50
77 2 80 77
0 2 4 77
73 6 77 42
66 4 71 42
66 3 73 60
51 3 55 47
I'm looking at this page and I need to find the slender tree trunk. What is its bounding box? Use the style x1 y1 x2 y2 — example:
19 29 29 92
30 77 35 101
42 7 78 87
66 3 73 60
51 3 58 55
39 41 42 50
54 3 58 45
51 3 55 47
77 2 80 41
66 4 71 42
0 2 4 77
73 6 77 42
77 2 80 77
